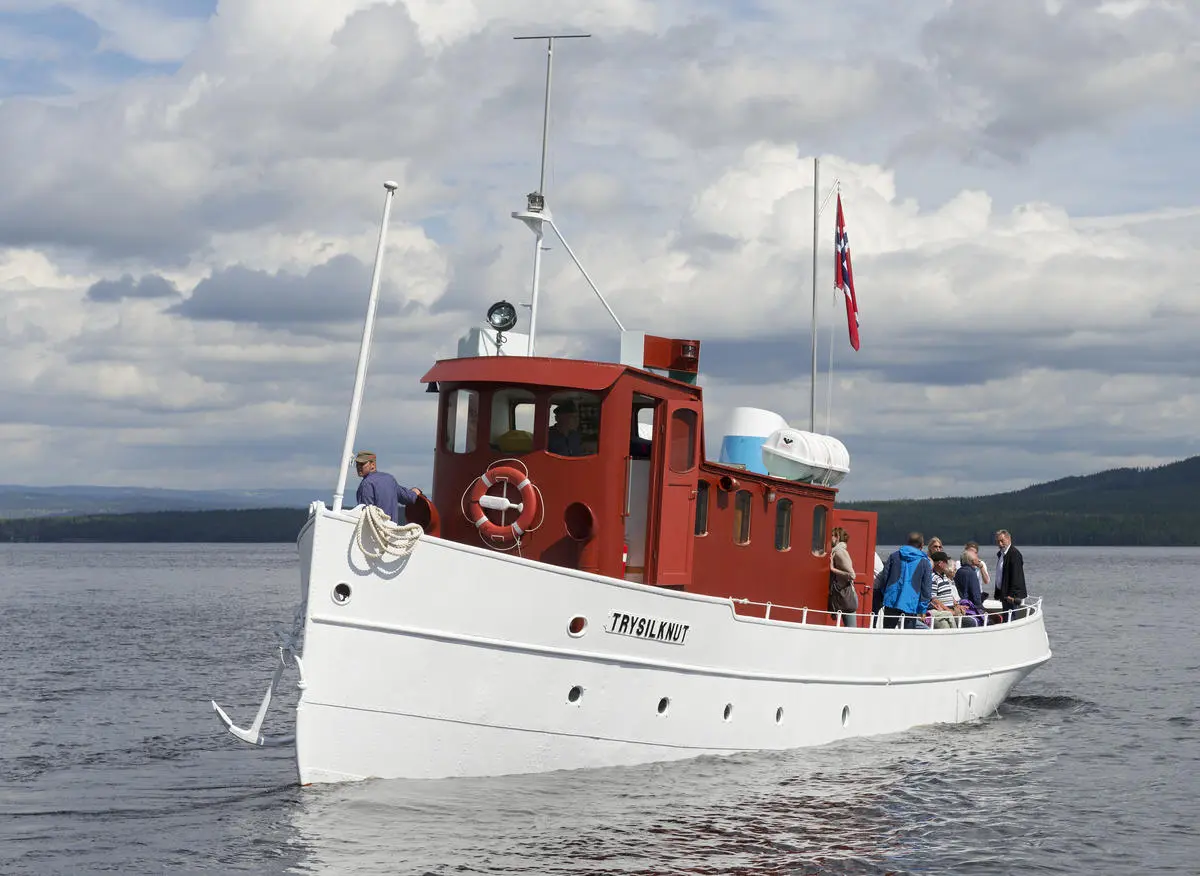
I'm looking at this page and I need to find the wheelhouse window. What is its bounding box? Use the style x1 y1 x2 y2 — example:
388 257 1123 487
546 391 601 457
694 481 710 536
444 388 479 453
774 498 793 551
631 399 655 459
669 408 698 473
733 489 752 545
811 505 828 555
490 388 535 453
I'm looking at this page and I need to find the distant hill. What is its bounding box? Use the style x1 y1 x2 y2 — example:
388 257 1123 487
844 456 1200 546
0 485 323 519
2 457 1195 545
0 509 308 543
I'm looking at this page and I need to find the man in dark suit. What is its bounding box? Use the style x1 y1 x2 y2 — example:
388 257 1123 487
994 529 1027 617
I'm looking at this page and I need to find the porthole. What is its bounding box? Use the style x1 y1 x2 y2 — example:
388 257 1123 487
775 707 784 725
567 685 583 704
567 616 588 637
657 697 670 716
723 703 733 722
841 705 850 728
332 582 351 605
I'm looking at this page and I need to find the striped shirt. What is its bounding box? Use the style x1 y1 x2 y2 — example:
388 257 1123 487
932 572 959 606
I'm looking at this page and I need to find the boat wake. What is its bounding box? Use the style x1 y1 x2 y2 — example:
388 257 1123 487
1003 694 1098 714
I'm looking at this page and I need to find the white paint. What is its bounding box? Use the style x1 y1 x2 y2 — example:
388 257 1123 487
283 505 1052 784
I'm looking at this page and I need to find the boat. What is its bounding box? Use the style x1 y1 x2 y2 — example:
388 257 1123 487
211 38 1051 785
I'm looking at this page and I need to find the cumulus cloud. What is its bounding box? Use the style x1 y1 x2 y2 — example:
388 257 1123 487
171 254 377 326
87 273 179 302
0 0 1196 499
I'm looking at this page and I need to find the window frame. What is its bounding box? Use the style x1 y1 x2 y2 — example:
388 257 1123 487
811 504 829 556
694 480 710 536
733 489 752 545
668 408 698 474
774 498 793 551
443 387 480 454
545 390 602 459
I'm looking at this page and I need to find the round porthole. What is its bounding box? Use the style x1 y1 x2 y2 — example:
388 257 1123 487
332 582 352 605
775 707 784 725
841 705 850 728
567 685 583 704
657 697 670 716
567 616 588 637
723 703 734 722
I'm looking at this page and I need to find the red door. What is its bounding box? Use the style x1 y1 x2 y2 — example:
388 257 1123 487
830 508 878 613
649 401 699 587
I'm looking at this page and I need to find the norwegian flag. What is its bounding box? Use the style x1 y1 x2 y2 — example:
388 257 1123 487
834 193 861 351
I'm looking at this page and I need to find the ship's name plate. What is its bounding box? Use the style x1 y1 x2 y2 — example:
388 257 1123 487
605 611 690 645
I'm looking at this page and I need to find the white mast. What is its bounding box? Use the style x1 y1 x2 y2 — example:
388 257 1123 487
331 181 399 513
512 33 589 356
807 160 840 434
809 158 819 432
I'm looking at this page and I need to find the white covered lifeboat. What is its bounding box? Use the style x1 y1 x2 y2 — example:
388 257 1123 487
760 428 850 487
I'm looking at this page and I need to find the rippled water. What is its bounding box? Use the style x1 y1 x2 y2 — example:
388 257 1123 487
1 544 1196 874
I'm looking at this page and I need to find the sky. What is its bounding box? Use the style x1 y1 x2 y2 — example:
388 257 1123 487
0 0 1197 501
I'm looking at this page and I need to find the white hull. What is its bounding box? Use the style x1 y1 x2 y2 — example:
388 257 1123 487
292 507 1051 784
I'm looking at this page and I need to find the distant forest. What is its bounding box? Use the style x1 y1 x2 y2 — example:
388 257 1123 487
844 455 1199 546
2 456 1196 546
0 509 307 543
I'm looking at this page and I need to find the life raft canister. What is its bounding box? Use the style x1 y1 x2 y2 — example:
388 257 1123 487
465 465 540 544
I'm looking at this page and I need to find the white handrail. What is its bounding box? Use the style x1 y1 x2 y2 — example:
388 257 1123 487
726 596 1042 630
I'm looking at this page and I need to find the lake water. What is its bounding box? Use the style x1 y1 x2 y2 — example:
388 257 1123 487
0 544 1196 875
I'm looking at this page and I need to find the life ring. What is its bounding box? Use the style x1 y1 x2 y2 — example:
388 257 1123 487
465 465 540 543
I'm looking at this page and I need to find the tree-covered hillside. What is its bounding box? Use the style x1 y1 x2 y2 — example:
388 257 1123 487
844 456 1199 546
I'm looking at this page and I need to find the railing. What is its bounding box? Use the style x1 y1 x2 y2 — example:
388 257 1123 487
728 597 1043 630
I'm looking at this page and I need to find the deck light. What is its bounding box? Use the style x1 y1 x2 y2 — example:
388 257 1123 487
487 300 518 333
526 191 545 213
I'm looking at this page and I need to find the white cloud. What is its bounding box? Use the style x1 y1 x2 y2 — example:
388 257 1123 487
0 0 1196 499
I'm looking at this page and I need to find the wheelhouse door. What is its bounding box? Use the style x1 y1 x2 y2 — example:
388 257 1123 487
649 400 699 587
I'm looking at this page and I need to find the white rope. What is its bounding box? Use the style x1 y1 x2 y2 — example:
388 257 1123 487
354 505 423 560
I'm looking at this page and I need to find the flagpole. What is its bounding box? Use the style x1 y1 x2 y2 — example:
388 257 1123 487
809 158 819 433
826 181 841 434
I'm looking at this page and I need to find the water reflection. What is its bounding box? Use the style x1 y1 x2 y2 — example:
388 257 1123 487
285 719 1051 876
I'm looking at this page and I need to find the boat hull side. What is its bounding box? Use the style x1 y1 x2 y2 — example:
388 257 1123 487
294 510 1050 783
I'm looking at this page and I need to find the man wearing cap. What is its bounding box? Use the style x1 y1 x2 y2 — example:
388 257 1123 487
548 401 583 457
354 451 421 523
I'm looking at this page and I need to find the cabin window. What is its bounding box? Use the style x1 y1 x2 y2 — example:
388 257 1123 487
694 481 709 536
631 399 655 459
444 388 479 453
490 388 536 453
811 505 828 555
669 408 698 473
775 499 793 551
733 489 752 545
546 392 601 457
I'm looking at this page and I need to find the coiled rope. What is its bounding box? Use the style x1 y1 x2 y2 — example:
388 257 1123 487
354 504 423 560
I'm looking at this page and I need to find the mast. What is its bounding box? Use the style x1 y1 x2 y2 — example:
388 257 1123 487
809 158 819 432
332 181 398 513
807 161 840 434
513 33 590 355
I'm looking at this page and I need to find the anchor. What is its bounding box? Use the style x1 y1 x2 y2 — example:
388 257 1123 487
211 647 300 747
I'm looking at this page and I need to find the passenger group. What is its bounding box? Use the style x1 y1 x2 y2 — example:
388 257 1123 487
830 528 1028 629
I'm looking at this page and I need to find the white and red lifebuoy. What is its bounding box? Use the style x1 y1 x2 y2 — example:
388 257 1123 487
464 464 540 544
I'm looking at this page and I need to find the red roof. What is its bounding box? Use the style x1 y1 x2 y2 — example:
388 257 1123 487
421 356 629 392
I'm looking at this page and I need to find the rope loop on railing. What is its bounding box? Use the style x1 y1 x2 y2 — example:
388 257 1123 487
354 504 423 560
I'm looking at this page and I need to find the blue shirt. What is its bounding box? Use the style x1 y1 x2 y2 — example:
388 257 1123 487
356 471 418 522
